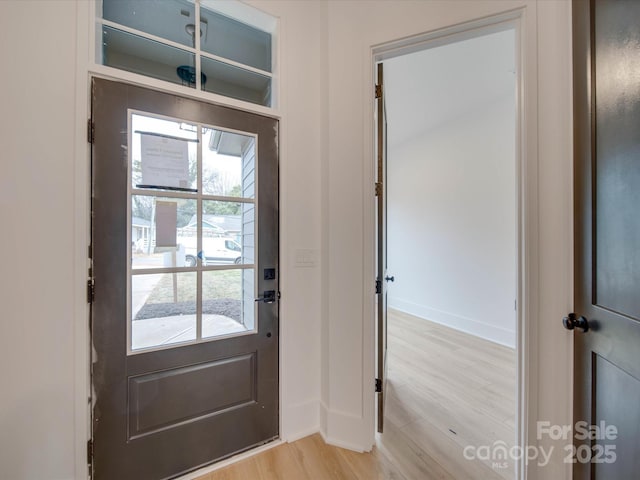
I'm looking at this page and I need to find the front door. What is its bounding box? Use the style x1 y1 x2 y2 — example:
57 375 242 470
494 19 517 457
90 78 279 479
572 0 640 477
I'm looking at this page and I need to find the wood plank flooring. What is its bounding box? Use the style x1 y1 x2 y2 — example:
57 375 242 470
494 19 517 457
378 309 516 480
195 309 516 479
195 434 405 480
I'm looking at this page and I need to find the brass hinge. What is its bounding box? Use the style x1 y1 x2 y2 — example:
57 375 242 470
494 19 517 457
375 378 382 393
375 182 382 196
375 84 382 99
87 439 93 466
87 279 95 303
87 119 95 144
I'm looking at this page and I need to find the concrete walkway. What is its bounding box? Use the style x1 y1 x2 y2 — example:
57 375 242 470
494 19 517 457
131 273 164 318
132 314 247 350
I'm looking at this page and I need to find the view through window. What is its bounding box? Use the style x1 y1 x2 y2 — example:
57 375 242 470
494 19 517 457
129 112 257 353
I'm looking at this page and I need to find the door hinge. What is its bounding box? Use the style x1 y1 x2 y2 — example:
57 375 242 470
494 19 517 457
375 378 382 393
375 279 382 295
375 84 382 99
87 279 95 303
87 439 93 465
375 182 382 196
87 119 95 144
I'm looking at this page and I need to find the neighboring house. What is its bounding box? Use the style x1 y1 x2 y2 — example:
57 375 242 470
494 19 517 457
132 215 240 253
203 214 241 238
183 214 242 242
202 214 242 243
131 216 150 244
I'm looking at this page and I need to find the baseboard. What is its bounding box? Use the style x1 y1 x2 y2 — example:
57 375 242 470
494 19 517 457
319 401 369 453
388 298 516 348
282 399 320 443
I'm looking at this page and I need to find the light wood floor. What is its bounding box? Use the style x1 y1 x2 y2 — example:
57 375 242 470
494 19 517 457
378 309 516 480
195 309 516 480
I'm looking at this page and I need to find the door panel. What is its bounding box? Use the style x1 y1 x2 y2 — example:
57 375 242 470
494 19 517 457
91 79 278 479
127 352 256 439
593 0 640 318
376 62 388 433
573 0 640 478
592 355 640 477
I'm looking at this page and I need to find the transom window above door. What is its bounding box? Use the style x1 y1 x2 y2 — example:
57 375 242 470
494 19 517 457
96 0 277 107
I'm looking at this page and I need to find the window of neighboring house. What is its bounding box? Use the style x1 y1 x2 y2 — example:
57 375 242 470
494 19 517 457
97 0 276 108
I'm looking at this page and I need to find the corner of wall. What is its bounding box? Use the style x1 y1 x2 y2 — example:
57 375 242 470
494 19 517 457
319 0 331 445
281 400 321 443
319 403 372 453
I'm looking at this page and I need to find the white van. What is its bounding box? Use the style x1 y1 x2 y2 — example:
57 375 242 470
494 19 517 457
180 237 242 266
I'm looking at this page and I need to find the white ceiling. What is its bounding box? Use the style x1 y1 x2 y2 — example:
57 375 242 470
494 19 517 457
384 28 516 147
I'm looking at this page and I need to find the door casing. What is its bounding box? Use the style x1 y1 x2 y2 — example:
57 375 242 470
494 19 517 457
370 9 536 479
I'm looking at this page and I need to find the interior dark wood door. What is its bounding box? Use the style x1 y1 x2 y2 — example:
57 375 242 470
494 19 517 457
90 78 279 479
376 62 389 433
573 0 640 477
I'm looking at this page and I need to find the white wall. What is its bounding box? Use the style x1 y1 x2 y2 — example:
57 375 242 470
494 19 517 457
0 2 78 479
386 95 517 347
246 0 326 443
323 1 573 479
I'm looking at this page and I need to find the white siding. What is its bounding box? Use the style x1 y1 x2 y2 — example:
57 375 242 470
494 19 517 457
241 141 256 328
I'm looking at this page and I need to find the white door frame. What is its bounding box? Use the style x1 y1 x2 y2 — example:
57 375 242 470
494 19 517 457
365 8 538 479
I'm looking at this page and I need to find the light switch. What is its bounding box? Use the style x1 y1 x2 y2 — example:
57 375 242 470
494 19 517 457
294 249 316 268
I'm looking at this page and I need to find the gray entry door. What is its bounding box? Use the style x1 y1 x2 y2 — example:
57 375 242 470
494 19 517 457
90 79 279 479
573 0 640 477
376 62 389 433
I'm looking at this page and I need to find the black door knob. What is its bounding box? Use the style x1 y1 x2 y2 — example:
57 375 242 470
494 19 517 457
562 313 589 332
385 276 395 282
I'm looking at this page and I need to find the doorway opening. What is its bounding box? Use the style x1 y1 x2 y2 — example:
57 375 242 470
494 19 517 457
375 21 520 480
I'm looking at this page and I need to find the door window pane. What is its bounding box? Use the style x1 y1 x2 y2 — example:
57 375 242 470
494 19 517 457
202 128 255 198
131 272 197 350
131 114 198 192
202 269 255 339
202 201 254 265
132 196 197 269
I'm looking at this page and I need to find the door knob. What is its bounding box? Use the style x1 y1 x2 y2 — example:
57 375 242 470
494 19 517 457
385 275 395 282
562 313 589 333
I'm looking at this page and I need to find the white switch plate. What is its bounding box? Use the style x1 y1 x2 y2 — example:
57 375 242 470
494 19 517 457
293 248 316 268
